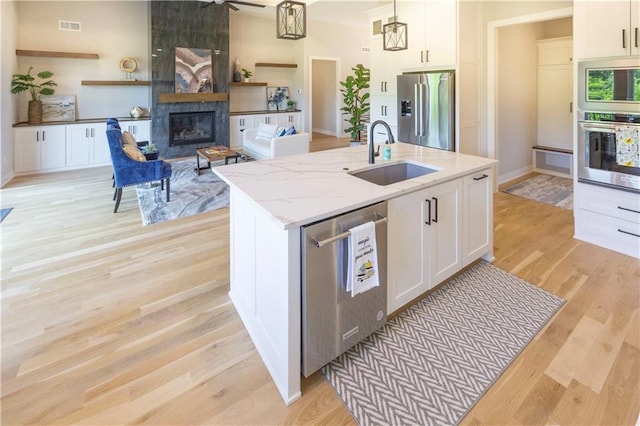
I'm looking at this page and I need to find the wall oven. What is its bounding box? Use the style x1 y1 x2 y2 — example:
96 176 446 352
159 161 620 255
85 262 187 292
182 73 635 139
577 112 640 193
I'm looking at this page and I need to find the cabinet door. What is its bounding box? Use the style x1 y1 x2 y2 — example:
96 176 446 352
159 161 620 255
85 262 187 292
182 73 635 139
462 170 493 267
387 188 430 313
427 178 462 287
370 95 397 130
90 123 110 165
278 112 301 130
255 114 279 126
574 0 633 58
66 124 91 167
230 115 255 149
14 127 40 172
537 65 573 150
632 0 640 55
121 120 150 142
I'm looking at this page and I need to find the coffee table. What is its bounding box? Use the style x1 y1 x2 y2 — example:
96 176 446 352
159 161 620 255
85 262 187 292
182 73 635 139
195 146 241 175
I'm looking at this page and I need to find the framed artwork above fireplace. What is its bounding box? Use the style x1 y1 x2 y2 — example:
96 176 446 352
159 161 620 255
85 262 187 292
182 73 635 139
175 47 213 93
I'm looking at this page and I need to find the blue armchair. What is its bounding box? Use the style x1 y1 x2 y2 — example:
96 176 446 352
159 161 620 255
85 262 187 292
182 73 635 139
106 118 172 213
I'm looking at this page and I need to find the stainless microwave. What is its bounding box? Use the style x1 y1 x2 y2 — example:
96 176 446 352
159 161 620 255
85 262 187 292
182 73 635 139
578 58 640 113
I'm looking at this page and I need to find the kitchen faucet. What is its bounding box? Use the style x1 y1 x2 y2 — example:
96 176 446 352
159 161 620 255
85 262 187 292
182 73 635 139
369 120 395 164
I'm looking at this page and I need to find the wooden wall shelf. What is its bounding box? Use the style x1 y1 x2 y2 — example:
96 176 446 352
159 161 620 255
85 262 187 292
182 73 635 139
158 93 228 103
82 80 150 86
16 49 99 59
255 62 297 68
230 82 268 87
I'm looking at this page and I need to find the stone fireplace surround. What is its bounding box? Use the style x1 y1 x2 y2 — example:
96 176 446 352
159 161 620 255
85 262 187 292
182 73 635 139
151 1 230 159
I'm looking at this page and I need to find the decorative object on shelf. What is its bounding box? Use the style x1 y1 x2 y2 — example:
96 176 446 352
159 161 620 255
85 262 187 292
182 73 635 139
340 64 370 143
287 99 296 111
175 47 213 93
201 0 266 12
130 106 144 118
41 95 76 122
233 57 241 82
276 0 306 40
119 57 138 79
241 68 252 82
10 66 57 124
267 86 290 111
383 0 408 51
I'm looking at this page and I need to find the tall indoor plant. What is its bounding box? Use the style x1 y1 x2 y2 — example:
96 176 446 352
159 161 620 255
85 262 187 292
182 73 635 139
11 66 57 124
340 64 370 144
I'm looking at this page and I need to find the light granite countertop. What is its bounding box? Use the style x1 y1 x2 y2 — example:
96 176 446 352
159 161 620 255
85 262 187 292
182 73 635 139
212 142 498 230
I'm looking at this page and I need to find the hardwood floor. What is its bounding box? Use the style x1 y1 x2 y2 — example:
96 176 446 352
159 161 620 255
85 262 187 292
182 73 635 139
1 140 638 425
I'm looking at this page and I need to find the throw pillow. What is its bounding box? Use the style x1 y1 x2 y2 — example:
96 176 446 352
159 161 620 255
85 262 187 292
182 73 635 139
284 126 296 136
123 144 146 162
122 131 137 146
276 127 287 137
255 123 278 142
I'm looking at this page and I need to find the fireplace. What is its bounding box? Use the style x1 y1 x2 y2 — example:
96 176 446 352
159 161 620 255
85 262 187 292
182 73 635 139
169 111 215 146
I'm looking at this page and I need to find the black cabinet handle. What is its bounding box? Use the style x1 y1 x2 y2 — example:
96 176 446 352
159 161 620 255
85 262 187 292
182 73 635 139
473 174 489 181
618 229 640 238
425 199 431 225
618 206 640 214
432 197 438 223
623 29 627 49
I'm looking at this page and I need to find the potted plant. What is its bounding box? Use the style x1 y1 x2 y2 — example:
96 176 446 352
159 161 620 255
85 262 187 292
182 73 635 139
287 99 296 111
340 64 370 145
241 68 252 83
11 66 57 124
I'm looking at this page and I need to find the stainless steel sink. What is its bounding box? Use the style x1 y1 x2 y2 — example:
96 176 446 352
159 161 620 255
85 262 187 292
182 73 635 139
349 161 440 186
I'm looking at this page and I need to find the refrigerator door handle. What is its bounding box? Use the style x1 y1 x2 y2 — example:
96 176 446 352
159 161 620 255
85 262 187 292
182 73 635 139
420 83 427 137
414 83 419 137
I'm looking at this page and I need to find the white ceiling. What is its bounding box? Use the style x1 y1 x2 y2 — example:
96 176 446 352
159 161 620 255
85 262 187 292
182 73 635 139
221 0 392 27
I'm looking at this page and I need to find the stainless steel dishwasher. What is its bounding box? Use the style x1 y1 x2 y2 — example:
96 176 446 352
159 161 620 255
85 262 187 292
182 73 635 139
301 201 387 377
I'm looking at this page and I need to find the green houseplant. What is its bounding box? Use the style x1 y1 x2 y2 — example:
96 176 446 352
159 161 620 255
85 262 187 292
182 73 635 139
241 68 252 82
340 64 370 144
11 66 57 124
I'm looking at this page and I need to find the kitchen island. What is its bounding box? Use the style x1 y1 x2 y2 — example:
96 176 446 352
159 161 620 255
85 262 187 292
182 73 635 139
212 142 498 404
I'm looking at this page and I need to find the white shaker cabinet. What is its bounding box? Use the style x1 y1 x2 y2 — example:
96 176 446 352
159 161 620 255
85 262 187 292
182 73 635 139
230 115 255 149
254 113 280 126
574 0 640 58
387 177 463 313
120 120 150 142
399 0 457 71
66 122 110 167
14 126 67 173
537 37 573 151
387 168 493 313
278 111 301 130
462 170 493 267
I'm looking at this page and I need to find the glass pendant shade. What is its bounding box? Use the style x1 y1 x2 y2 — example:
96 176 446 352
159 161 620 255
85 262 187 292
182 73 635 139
276 0 306 40
383 21 408 51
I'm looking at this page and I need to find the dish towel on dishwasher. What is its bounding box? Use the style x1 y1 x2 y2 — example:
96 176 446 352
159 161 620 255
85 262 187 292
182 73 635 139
616 125 640 167
346 221 380 297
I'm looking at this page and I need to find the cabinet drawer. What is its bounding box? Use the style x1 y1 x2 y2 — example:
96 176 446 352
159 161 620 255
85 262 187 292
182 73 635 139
576 183 640 224
575 209 640 258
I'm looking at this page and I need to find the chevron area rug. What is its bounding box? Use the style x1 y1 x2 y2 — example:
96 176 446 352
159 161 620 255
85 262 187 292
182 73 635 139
322 261 565 426
136 158 230 226
502 174 573 210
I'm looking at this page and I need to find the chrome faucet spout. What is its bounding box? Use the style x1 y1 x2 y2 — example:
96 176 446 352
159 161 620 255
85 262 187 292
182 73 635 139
368 120 396 164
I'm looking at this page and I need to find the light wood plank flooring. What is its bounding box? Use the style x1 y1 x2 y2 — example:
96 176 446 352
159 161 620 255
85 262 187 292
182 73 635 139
1 141 638 425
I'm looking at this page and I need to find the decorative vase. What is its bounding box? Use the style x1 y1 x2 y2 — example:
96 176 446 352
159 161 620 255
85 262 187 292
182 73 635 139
233 57 241 83
130 106 144 118
244 78 249 83
28 100 43 124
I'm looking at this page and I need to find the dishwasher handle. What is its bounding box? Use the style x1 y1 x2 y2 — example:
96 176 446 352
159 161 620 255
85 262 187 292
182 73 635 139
311 217 387 248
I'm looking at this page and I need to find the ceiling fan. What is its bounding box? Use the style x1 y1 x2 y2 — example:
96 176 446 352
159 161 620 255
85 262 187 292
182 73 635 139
201 0 266 11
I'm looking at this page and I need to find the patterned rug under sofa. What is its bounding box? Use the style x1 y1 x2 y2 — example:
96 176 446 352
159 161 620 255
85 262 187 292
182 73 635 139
136 158 232 226
322 261 565 426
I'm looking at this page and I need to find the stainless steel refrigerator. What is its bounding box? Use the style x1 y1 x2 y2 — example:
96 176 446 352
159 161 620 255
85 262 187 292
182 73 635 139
397 71 455 151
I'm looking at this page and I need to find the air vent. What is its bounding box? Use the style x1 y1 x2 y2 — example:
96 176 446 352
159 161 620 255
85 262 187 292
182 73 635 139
59 20 81 32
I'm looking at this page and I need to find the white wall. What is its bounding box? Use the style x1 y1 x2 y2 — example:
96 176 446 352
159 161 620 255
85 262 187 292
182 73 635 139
497 22 545 179
311 59 337 135
14 1 149 121
1 1 18 187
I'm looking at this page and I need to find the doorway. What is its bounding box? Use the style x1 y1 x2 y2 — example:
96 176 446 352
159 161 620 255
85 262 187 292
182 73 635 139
309 57 340 137
487 8 573 185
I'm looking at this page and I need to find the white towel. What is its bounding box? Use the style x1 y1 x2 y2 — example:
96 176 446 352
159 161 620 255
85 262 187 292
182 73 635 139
346 221 380 297
616 126 640 168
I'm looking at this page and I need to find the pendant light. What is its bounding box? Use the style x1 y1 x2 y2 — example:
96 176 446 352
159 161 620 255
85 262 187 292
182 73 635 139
276 0 306 40
383 0 407 51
